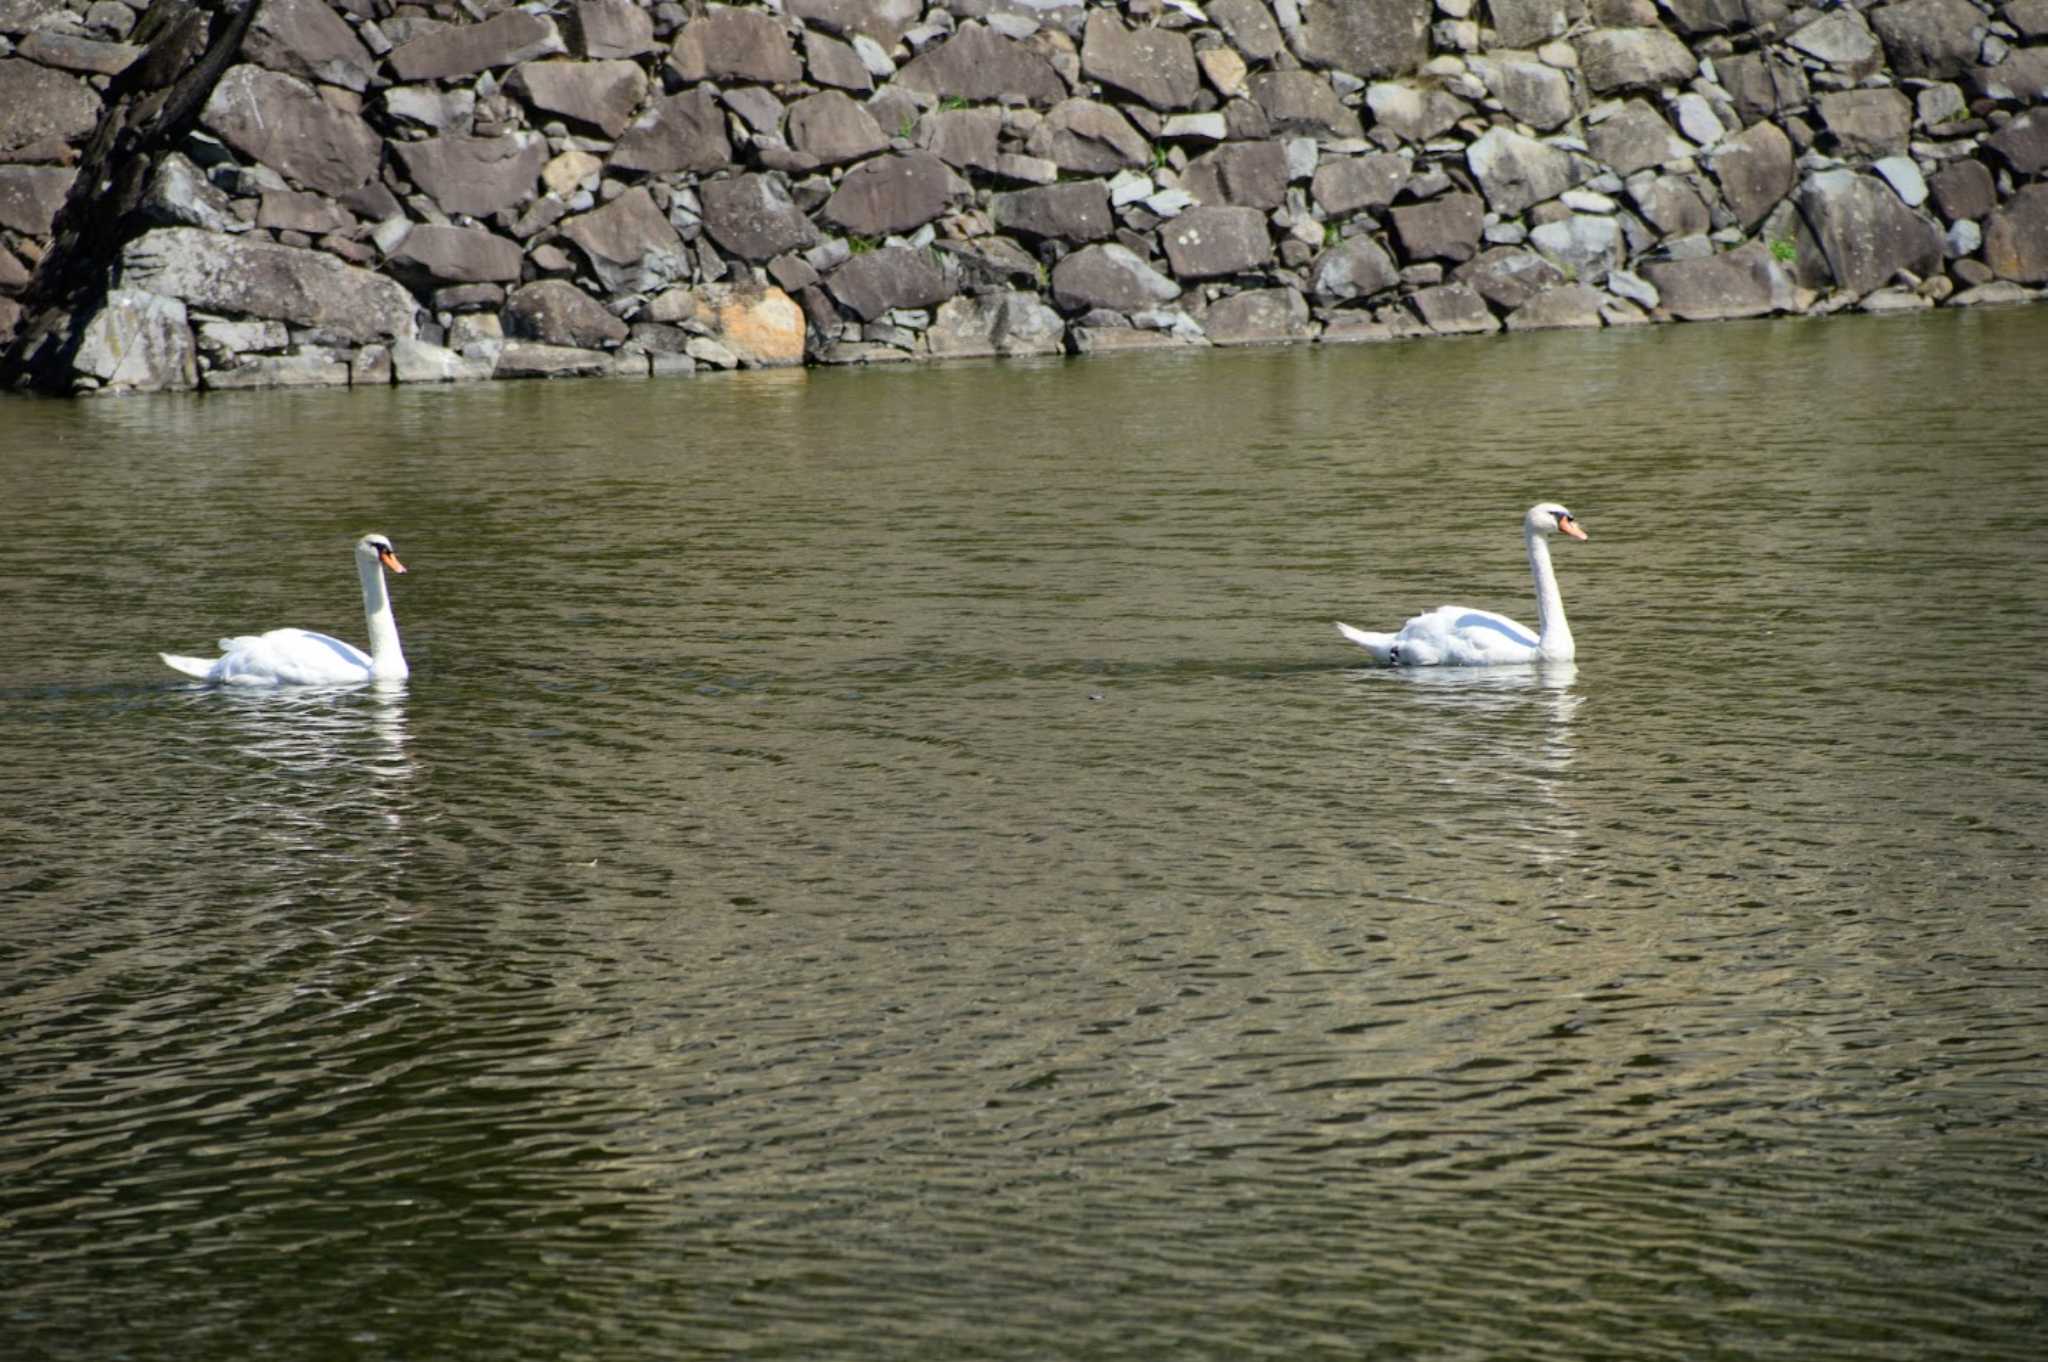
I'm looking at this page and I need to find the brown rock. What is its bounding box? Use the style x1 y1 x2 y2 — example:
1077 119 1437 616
1985 108 2048 176
824 246 955 321
1640 239 1795 319
1390 193 1486 264
243 0 377 92
1410 283 1501 334
1928 158 1996 222
788 0 923 47
1081 11 1200 112
1161 205 1274 278
786 90 888 167
1205 286 1311 345
570 0 659 59
699 173 820 261
1710 120 1796 231
1248 71 1365 140
1028 99 1152 176
0 166 76 236
991 181 1116 243
1184 141 1291 211
505 279 629 348
507 59 648 139
1311 155 1412 217
917 107 1004 172
14 30 143 78
1208 0 1286 62
559 186 687 291
388 9 566 82
1816 88 1913 158
1587 100 1690 177
1793 169 1943 295
927 291 1066 358
1505 284 1607 331
202 65 380 198
0 59 100 159
1291 0 1431 79
1716 49 1811 124
650 282 806 366
394 133 546 219
1983 183 2048 283
804 28 873 93
612 89 732 175
389 223 523 286
821 152 958 237
894 22 1067 107
1578 28 1700 94
668 8 802 84
1869 0 1987 79
1454 246 1567 310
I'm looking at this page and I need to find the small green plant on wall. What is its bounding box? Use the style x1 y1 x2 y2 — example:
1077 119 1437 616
1769 236 1797 264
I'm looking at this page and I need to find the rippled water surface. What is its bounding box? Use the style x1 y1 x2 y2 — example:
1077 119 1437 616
4 309 2046 1360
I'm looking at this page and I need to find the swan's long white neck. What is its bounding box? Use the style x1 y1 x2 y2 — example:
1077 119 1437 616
357 552 408 680
1526 526 1574 661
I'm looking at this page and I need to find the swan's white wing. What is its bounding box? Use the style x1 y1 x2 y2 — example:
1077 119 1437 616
211 629 374 686
1393 607 1542 666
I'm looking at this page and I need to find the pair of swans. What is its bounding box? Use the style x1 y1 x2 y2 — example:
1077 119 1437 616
159 504 1587 687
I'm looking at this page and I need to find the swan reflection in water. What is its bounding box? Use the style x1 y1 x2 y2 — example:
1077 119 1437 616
1355 661 1584 875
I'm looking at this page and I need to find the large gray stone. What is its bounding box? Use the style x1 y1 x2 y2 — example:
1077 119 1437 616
1309 235 1400 304
824 246 954 322
1183 141 1291 210
1161 205 1273 278
244 0 378 91
1390 192 1486 264
1630 174 1712 238
1710 119 1795 231
927 291 1067 357
1586 100 1689 177
388 223 523 286
1816 88 1913 158
0 166 74 236
1640 240 1795 318
1081 11 1200 111
1974 45 2048 102
559 186 687 292
991 181 1116 243
506 59 648 138
1050 243 1181 312
821 151 958 236
201 65 381 198
895 22 1067 107
1869 0 1987 79
388 9 565 81
612 89 731 175
505 279 628 348
1364 79 1473 144
700 173 819 261
1578 28 1699 93
1466 127 1588 216
1027 100 1152 175
1250 70 1366 140
1528 213 1623 284
120 228 418 343
1311 154 1411 217
1666 0 1789 34
1983 183 2048 283
393 133 546 219
13 30 143 78
1290 0 1432 80
1793 168 1944 294
1205 286 1310 345
141 153 239 233
787 90 889 167
74 289 195 392
667 7 802 83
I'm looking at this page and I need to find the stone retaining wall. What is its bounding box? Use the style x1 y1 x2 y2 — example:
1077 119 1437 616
1 0 2043 393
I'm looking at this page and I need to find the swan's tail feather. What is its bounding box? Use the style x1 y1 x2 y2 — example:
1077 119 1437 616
1335 622 1396 664
160 652 217 680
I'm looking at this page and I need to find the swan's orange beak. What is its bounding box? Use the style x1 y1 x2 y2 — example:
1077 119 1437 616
379 548 407 573
1559 516 1588 541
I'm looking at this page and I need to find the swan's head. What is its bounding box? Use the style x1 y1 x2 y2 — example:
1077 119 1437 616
1526 503 1587 542
355 533 407 574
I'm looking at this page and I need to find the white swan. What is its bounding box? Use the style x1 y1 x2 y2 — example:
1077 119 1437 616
1337 503 1587 666
161 533 411 686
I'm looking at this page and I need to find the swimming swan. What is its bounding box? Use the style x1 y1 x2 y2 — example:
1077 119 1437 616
1337 504 1587 666
161 533 410 685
